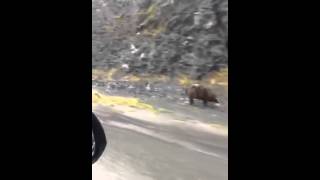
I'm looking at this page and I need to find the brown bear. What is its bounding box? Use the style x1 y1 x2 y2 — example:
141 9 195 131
186 84 219 106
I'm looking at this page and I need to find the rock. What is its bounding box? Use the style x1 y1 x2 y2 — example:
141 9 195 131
92 0 228 79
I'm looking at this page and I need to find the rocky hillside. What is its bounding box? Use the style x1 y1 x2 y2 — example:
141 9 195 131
92 0 228 80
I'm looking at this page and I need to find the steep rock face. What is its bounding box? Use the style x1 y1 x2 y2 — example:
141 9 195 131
92 0 228 80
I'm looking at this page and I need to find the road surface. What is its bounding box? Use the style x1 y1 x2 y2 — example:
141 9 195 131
92 103 228 180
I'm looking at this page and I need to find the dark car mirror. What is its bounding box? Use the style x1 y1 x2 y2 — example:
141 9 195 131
92 112 107 164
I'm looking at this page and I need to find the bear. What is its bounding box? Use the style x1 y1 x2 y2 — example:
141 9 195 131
186 84 219 106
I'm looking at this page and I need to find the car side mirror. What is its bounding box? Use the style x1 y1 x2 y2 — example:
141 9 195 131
92 112 107 164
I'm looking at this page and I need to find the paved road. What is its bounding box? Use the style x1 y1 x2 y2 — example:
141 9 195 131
92 105 228 180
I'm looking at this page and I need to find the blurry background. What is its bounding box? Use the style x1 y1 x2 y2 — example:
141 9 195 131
92 0 228 179
92 0 228 78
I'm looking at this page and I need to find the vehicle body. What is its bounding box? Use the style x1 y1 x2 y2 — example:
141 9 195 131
92 112 107 164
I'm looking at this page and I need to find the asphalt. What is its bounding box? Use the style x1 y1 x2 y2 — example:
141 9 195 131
92 105 228 180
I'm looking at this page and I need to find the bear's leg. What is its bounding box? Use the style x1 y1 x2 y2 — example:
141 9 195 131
203 99 208 107
189 97 194 105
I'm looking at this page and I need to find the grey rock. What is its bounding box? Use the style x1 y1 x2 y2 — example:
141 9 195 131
92 0 228 79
